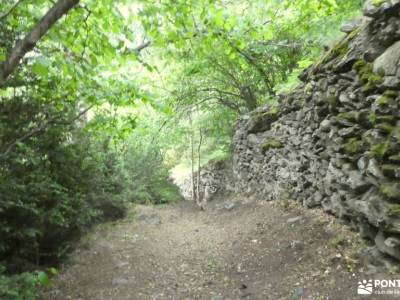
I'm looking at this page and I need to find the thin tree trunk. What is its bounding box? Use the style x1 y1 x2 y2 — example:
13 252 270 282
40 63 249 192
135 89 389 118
240 86 258 111
189 113 196 202
196 128 203 202
0 0 80 87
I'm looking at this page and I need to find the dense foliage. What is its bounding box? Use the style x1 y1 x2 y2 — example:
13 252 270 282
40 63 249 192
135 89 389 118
0 0 364 297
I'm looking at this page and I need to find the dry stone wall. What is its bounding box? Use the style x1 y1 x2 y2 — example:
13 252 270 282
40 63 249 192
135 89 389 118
232 0 400 264
178 0 400 266
178 159 234 202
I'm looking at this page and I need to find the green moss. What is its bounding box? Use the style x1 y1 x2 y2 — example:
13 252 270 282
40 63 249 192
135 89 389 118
337 111 359 122
315 28 361 68
330 27 361 61
369 113 396 127
382 164 400 178
377 90 398 107
363 74 384 93
372 0 386 7
389 153 400 162
332 42 349 57
380 183 400 201
377 91 398 106
328 95 338 110
392 127 400 141
328 235 346 248
353 60 368 72
249 107 281 133
370 141 390 160
388 205 400 217
384 90 398 98
269 107 279 115
377 96 390 106
352 60 384 93
377 115 396 123
344 138 363 155
347 27 362 40
251 108 280 123
261 139 283 154
368 113 377 124
375 123 394 133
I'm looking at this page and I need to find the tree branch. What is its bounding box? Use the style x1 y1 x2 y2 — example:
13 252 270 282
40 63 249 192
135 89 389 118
197 87 241 99
256 41 303 49
123 41 151 55
134 41 151 52
0 0 80 87
0 0 24 21
0 104 93 158
229 42 276 95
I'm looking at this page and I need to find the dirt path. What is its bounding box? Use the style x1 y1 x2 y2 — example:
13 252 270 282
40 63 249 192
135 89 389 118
43 196 376 300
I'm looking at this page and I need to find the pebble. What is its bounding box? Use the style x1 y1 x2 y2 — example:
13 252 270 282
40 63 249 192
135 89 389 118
287 216 302 225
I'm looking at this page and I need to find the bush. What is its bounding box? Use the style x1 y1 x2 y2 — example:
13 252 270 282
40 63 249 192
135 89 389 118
0 95 127 272
0 266 38 300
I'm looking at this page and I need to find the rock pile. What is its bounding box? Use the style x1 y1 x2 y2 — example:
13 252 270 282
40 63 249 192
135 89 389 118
233 0 400 264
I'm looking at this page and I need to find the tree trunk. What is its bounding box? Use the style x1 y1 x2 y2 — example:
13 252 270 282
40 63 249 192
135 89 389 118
196 128 203 202
0 0 80 87
189 113 196 202
240 86 257 111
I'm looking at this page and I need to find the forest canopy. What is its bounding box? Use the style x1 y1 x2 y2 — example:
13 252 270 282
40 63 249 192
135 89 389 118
0 0 363 298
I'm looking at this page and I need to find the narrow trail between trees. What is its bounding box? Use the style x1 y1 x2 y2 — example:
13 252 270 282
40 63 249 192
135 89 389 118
43 197 371 300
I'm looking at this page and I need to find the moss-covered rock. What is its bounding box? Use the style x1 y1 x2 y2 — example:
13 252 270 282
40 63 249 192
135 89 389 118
353 60 368 72
368 113 397 125
372 0 386 7
370 141 390 160
380 182 400 201
368 113 377 124
335 111 360 123
330 28 361 59
327 95 339 111
388 204 400 217
331 41 350 58
312 28 361 73
363 74 384 93
343 138 364 155
375 123 394 134
393 128 400 142
382 164 400 178
376 90 398 107
352 60 384 93
389 153 400 162
260 139 283 154
247 107 280 133
383 90 398 98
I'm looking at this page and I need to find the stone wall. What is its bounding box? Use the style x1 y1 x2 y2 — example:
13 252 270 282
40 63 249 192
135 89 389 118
177 0 400 265
232 0 400 264
178 159 234 202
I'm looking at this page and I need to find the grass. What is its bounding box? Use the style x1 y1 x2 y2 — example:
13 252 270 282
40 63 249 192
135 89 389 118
328 235 346 248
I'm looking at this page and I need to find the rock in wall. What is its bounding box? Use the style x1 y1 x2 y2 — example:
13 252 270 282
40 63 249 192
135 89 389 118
233 0 400 264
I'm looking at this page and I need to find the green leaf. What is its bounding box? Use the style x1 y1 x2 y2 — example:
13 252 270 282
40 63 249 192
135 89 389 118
32 59 49 77
47 267 58 276
37 271 49 286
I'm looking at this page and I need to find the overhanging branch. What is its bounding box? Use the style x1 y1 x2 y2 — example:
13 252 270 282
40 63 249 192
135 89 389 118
0 104 93 159
0 0 80 87
0 0 24 21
